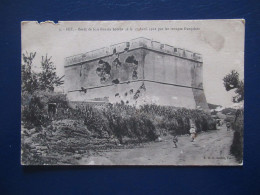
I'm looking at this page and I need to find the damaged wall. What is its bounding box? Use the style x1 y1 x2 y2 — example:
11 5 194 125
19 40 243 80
64 38 209 110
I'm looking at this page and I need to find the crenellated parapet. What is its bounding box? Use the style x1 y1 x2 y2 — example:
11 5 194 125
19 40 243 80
65 37 203 66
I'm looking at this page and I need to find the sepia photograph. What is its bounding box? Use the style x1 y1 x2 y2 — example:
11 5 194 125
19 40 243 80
21 20 244 165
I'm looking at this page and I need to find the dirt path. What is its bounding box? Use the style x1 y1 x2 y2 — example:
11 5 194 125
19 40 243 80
79 126 238 165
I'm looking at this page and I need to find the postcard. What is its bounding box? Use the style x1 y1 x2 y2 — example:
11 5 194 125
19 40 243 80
21 20 244 165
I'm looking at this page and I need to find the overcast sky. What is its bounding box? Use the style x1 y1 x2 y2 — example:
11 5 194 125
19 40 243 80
22 20 244 107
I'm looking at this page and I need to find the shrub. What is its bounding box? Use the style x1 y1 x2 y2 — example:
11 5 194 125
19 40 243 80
83 105 108 137
21 90 68 129
139 105 216 134
101 104 158 143
22 93 49 129
22 93 217 144
230 109 243 163
230 131 243 163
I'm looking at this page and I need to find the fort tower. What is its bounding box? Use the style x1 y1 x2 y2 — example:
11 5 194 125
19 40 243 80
64 37 209 110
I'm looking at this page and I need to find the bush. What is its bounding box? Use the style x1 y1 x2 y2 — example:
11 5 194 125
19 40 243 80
83 105 108 138
22 93 49 129
92 103 158 143
21 90 68 129
139 105 216 134
230 109 243 163
230 131 243 163
78 103 216 142
22 93 217 144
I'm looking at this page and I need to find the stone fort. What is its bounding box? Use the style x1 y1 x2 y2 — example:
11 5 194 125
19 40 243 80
64 37 209 110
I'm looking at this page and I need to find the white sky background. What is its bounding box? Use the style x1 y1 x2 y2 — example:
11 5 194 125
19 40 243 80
22 20 245 107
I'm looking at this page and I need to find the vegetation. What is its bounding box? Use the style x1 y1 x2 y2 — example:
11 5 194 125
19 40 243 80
25 98 215 136
21 52 65 129
223 70 244 163
22 98 217 164
38 55 64 91
21 52 38 93
223 70 244 103
49 102 215 141
22 52 63 93
230 110 243 163
22 90 67 129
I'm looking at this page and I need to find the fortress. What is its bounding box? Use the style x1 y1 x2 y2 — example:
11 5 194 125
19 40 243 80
64 37 209 110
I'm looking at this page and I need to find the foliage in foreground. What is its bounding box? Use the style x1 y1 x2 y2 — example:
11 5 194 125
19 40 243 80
230 109 244 163
21 92 217 164
22 91 216 143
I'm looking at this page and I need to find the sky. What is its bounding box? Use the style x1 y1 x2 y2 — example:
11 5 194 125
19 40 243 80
22 20 245 107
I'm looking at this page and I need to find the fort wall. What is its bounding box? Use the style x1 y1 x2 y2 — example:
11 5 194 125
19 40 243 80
64 37 208 110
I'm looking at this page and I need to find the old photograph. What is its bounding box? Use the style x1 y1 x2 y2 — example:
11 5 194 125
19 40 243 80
21 20 244 165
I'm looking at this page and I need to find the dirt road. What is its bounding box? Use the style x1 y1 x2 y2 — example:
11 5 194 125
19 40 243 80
79 126 239 165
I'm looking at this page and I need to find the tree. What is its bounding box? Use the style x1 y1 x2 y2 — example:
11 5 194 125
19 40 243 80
38 54 63 91
21 52 63 93
22 52 38 93
223 70 244 103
